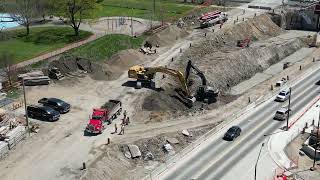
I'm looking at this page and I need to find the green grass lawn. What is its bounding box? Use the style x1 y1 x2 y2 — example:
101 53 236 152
0 27 92 65
70 34 144 61
94 0 195 21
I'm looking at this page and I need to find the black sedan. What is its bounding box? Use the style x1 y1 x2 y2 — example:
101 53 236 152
223 126 241 141
38 98 71 113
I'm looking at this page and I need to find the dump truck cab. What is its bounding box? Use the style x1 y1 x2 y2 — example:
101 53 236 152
85 100 122 135
86 109 108 134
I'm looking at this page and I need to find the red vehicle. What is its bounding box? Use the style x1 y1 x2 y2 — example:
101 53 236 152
237 38 251 48
85 100 122 134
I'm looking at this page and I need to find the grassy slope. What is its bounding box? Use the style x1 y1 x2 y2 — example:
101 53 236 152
0 27 92 64
94 0 195 21
70 34 144 61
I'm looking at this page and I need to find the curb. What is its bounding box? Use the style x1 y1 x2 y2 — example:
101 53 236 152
268 96 320 171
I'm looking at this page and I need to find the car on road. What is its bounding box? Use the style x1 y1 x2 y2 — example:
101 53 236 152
273 107 290 121
27 105 60 121
275 89 290 102
38 98 70 113
316 80 320 85
223 126 241 141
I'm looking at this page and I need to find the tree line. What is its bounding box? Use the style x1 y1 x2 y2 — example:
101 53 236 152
1 0 96 36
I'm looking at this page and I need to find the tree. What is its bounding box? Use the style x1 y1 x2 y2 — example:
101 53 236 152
35 0 51 22
55 0 95 36
6 0 38 35
0 52 17 86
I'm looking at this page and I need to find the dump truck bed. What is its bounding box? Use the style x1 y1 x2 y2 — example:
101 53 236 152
101 100 122 120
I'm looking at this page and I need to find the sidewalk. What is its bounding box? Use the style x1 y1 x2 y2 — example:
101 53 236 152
268 96 320 170
15 34 101 68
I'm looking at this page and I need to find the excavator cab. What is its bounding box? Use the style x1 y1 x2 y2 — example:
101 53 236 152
185 60 218 104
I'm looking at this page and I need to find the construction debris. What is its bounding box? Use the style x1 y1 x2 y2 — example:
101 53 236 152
139 47 156 55
124 151 132 159
166 137 180 144
182 129 192 137
144 152 154 160
128 144 141 158
163 143 175 155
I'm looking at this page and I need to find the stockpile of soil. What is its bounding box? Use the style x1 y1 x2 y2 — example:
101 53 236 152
50 54 119 81
106 49 144 70
49 49 145 81
146 25 189 46
177 14 306 91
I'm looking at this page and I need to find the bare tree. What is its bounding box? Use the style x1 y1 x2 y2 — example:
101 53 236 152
35 0 51 22
55 0 95 36
7 0 38 35
0 53 17 86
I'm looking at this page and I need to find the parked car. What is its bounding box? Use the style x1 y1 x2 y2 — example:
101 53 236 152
275 89 290 102
38 98 70 113
274 107 290 121
223 126 241 141
316 80 320 85
27 105 60 121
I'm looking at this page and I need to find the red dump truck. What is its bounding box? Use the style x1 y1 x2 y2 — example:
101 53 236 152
85 100 122 134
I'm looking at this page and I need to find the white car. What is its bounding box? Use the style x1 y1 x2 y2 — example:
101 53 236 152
276 89 290 102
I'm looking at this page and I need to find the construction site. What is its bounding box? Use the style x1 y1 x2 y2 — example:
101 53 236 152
0 0 320 180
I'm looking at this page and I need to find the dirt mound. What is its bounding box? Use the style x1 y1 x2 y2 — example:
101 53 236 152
106 49 144 70
50 54 120 81
146 25 189 46
176 14 305 91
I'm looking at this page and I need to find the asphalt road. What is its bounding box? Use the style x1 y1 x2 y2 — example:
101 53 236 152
160 66 320 180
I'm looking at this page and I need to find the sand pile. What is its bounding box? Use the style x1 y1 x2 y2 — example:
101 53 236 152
146 25 189 46
106 49 144 70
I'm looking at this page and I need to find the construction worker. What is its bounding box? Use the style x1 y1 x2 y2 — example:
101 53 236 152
127 117 130 125
114 123 118 133
123 110 127 119
118 124 125 135
220 23 223 29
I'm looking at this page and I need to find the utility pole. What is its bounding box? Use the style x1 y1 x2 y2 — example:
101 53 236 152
22 78 30 136
131 8 134 37
311 111 320 171
254 143 265 180
286 87 292 131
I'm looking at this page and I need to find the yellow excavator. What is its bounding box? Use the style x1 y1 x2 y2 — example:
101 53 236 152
128 61 218 106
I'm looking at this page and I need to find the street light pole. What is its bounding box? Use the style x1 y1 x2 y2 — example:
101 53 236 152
22 78 30 136
254 143 265 180
286 87 292 131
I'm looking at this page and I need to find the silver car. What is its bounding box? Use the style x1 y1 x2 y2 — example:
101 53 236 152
276 89 290 102
274 107 290 121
